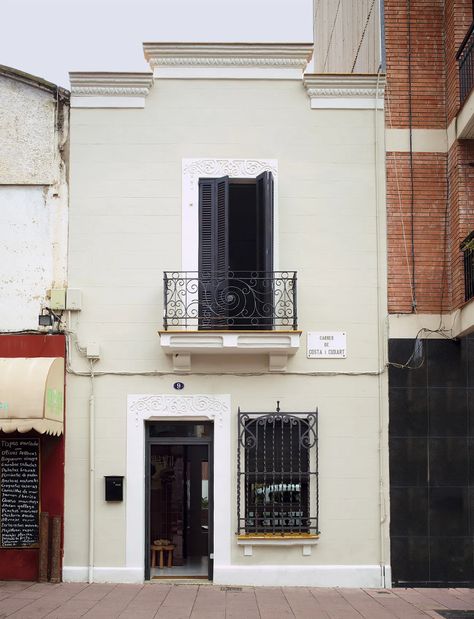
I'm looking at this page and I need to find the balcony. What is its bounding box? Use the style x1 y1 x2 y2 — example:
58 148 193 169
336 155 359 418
456 22 474 138
462 232 474 303
159 271 301 371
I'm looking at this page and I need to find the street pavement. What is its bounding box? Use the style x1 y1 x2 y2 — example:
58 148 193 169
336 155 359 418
1 581 474 618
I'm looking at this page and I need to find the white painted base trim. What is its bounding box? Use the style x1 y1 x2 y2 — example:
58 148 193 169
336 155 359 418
63 566 144 584
64 564 391 588
213 564 392 588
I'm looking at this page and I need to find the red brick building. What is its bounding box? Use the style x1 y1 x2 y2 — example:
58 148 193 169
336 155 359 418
385 0 474 586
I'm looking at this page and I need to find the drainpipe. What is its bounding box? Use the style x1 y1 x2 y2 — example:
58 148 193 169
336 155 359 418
374 66 389 588
88 361 96 583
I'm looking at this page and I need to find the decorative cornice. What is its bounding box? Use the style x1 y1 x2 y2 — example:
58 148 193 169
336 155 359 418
69 72 153 108
303 74 385 109
306 87 380 97
149 57 307 68
72 87 150 96
143 43 313 79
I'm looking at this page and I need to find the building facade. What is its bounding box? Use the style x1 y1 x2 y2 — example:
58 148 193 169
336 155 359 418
0 66 69 580
385 0 474 586
64 39 389 587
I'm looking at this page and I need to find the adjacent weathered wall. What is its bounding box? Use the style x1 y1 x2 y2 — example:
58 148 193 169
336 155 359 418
0 71 69 331
313 0 381 73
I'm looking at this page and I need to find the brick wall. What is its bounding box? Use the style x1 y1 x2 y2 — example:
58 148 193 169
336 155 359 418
385 0 446 129
385 0 474 314
387 152 448 313
446 0 473 123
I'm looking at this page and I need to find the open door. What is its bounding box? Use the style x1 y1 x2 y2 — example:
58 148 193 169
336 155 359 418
146 422 214 581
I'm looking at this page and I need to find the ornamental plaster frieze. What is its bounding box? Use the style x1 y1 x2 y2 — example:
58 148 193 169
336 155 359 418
128 394 227 426
69 72 153 108
304 74 385 110
143 42 313 79
183 158 277 192
149 57 307 67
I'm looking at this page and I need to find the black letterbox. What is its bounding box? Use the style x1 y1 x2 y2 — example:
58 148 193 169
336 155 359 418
104 476 124 501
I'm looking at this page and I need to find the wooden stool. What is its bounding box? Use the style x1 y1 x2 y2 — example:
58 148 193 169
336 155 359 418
151 543 175 568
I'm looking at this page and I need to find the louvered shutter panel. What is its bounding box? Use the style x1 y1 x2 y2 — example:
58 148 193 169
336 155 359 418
256 171 274 329
199 176 229 328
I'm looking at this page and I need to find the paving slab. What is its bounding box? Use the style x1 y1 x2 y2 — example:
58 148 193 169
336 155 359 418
0 582 473 618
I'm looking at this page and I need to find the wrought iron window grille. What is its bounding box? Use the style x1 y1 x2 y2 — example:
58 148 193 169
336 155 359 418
237 402 319 537
163 271 297 331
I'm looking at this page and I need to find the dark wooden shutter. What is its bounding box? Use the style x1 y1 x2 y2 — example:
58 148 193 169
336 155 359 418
256 171 274 274
256 171 274 329
199 176 229 328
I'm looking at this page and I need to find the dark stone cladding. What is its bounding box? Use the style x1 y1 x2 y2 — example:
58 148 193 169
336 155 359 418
388 335 474 587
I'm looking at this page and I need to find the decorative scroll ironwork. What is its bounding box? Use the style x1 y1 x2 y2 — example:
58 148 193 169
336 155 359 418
457 22 474 106
163 271 297 330
237 404 319 536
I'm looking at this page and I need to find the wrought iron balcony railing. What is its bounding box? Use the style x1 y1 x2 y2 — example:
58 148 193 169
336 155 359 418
457 22 474 106
461 232 474 302
163 271 297 331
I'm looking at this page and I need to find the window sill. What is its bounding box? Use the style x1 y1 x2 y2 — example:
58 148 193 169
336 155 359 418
237 534 319 556
159 330 301 371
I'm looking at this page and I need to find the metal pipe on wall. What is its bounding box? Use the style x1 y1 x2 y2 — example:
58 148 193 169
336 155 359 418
88 362 96 583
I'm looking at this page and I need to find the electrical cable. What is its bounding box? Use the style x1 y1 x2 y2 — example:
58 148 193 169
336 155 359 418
351 0 378 73
407 0 417 312
438 0 452 331
322 0 342 72
387 327 453 370
385 89 417 309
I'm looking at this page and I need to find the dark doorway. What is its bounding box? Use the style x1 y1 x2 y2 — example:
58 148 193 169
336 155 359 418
145 421 213 580
198 173 274 329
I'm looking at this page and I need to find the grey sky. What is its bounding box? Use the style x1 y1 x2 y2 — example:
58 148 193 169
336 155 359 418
2 0 313 88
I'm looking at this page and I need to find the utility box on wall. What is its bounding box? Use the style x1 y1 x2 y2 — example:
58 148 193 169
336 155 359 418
104 476 124 502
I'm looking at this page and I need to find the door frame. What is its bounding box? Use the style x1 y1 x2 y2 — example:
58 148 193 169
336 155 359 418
144 430 214 581
126 394 231 584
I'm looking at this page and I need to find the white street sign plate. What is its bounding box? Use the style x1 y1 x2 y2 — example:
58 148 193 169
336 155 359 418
307 332 347 359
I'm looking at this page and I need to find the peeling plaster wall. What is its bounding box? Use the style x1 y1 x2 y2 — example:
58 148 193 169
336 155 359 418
0 75 58 184
0 73 69 331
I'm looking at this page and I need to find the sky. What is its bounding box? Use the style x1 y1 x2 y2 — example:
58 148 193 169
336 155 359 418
1 0 313 88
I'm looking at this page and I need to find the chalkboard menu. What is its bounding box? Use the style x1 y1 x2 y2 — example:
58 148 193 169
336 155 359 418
0 439 40 547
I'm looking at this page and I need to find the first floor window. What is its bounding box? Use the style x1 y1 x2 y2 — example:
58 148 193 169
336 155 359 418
237 406 319 536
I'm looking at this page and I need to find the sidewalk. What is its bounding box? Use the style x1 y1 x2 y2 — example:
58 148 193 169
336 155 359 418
1 581 474 618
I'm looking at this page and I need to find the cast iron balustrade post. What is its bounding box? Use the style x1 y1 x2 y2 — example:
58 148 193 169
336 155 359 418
292 272 298 331
163 272 168 331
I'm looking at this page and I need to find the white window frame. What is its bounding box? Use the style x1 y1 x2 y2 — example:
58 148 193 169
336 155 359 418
181 158 278 272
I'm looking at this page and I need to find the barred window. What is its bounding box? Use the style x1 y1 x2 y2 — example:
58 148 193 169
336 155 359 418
237 405 319 536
